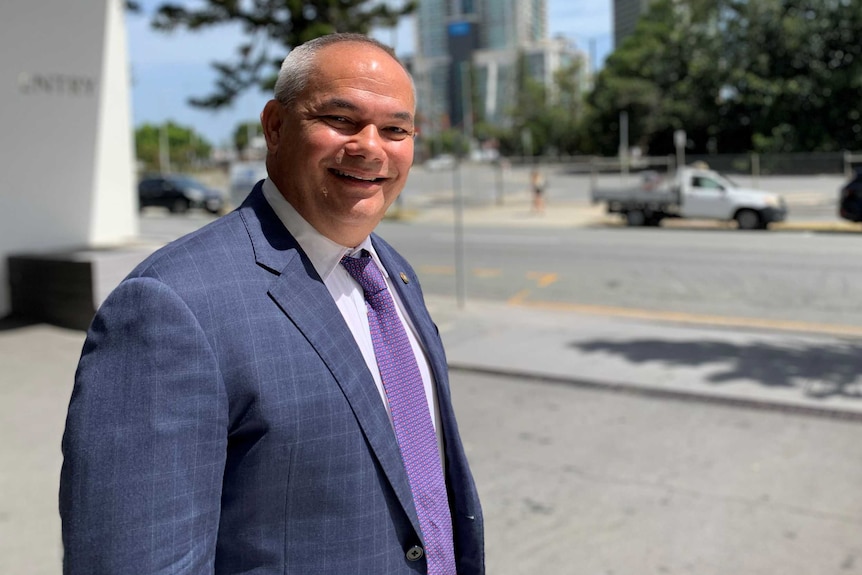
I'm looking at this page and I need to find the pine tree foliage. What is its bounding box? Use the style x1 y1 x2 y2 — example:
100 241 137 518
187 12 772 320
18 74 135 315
146 0 416 108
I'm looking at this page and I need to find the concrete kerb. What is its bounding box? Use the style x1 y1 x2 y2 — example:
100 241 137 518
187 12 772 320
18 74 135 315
446 362 862 422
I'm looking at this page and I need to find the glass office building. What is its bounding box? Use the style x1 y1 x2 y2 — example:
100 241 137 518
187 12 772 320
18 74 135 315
411 0 585 137
613 0 655 48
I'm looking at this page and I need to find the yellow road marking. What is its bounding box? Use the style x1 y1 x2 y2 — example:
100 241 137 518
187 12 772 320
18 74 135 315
419 265 455 275
512 300 862 339
526 272 558 287
473 268 503 278
508 289 531 305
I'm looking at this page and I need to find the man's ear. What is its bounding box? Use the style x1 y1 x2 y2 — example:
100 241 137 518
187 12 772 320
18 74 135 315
261 100 283 151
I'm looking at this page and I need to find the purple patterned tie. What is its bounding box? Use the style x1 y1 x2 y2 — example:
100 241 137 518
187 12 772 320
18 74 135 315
341 252 456 575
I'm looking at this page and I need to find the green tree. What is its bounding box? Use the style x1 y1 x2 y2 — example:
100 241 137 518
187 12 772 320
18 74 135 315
146 0 416 109
547 58 586 155
579 1 671 155
502 52 560 157
518 87 549 156
485 50 587 158
581 0 862 155
580 0 726 156
720 0 862 152
416 128 470 159
233 121 264 154
135 122 212 173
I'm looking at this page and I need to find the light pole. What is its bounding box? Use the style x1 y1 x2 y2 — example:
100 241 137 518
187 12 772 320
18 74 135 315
452 60 472 310
674 129 686 171
159 122 171 174
619 110 629 176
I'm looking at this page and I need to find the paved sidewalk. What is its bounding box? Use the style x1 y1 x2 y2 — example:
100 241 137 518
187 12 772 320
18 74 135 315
427 296 862 418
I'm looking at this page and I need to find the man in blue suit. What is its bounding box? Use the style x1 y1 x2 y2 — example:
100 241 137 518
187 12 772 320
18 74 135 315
60 33 484 574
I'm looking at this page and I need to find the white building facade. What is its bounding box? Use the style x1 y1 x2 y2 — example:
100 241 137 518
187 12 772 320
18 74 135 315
0 0 137 319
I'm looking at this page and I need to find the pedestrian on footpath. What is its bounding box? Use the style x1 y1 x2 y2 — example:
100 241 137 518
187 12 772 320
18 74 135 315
60 33 484 575
531 167 547 214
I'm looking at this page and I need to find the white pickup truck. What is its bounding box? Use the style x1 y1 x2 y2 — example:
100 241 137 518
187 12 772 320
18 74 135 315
591 166 787 229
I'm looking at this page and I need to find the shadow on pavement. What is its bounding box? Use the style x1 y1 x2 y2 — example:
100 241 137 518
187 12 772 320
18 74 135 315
571 337 862 400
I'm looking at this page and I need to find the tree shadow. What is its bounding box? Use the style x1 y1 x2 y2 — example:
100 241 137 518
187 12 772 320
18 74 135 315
570 337 862 400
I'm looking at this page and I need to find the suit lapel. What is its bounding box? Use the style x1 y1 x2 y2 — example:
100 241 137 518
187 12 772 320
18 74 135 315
239 186 421 536
373 236 452 411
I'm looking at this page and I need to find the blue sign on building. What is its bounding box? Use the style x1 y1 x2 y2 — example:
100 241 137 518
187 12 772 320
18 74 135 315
448 21 471 37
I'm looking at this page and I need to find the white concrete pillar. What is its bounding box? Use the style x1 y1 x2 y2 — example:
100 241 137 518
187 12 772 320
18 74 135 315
0 0 137 318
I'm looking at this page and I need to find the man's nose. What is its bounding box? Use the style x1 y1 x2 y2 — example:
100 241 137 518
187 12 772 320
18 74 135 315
345 124 385 160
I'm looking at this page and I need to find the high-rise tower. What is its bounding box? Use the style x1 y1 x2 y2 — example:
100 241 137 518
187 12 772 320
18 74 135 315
613 0 655 48
412 0 582 140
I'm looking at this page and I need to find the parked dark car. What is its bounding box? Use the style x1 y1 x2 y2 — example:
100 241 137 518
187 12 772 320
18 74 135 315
839 169 862 222
138 174 225 214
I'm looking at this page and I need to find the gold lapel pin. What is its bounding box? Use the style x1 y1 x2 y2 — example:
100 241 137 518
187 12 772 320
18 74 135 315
399 272 410 284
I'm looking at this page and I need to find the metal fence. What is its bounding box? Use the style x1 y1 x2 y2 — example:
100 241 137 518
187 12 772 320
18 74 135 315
517 151 862 178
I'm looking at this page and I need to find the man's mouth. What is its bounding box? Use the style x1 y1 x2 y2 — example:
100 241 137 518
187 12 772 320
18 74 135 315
330 169 386 183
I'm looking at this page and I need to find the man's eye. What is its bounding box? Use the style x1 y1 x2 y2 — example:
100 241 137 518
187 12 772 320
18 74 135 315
325 115 351 124
385 127 412 140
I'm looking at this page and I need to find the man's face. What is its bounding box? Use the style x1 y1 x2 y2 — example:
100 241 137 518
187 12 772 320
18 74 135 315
262 42 415 247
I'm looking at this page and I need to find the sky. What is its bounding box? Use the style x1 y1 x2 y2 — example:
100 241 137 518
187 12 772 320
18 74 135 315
126 1 613 147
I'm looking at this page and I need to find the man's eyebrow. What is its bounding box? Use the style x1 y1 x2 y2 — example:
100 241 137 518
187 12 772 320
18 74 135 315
320 98 413 123
322 98 359 112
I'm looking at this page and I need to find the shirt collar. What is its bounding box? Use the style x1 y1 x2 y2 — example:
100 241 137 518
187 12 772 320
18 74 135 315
261 178 388 281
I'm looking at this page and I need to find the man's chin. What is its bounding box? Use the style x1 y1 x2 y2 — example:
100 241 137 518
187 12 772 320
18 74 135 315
340 191 396 216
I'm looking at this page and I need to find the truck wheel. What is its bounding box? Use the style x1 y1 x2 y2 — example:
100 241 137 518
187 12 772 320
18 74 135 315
735 209 762 230
625 210 646 227
645 214 663 227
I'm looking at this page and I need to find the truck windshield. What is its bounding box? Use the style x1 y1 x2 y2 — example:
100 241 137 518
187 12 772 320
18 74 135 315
692 172 738 189
718 172 739 187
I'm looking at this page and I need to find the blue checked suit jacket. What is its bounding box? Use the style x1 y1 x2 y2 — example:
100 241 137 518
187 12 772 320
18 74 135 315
60 182 484 574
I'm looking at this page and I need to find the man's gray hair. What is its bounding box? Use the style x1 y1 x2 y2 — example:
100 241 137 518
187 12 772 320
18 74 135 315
273 33 413 106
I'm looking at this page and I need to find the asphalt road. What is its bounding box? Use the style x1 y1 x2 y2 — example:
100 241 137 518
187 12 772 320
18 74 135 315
138 203 862 333
376 223 862 331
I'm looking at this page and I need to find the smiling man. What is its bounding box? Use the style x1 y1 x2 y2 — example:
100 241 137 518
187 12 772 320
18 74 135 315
60 34 484 575
261 37 416 247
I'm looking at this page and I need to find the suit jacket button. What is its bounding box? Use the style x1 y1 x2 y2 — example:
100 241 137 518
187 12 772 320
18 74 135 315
406 545 424 562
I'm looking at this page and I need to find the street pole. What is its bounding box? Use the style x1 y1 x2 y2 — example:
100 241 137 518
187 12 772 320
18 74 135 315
452 158 466 309
619 110 629 177
495 160 504 206
452 61 471 310
674 129 686 172
461 61 474 143
159 123 171 174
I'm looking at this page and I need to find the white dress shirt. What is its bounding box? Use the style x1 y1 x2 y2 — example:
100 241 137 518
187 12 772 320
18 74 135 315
262 179 445 459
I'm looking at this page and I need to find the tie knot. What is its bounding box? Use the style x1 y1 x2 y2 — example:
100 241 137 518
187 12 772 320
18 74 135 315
340 251 388 298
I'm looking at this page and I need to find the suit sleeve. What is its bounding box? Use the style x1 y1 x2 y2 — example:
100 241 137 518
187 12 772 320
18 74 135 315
60 277 228 575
